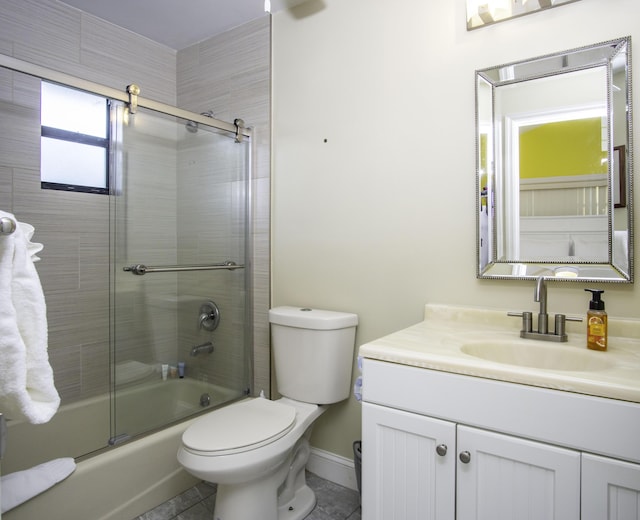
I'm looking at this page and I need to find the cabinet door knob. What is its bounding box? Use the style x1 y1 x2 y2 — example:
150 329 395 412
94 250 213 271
436 444 447 456
459 451 471 464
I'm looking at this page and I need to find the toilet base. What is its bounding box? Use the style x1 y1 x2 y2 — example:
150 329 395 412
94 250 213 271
213 478 316 520
277 484 316 520
212 436 316 520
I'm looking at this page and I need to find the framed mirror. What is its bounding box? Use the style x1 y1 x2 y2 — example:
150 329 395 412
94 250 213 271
476 37 633 282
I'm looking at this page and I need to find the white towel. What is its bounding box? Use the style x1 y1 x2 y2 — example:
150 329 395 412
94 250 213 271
0 457 76 513
0 210 60 424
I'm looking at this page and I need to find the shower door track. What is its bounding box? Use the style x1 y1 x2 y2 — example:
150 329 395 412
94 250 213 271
0 53 252 140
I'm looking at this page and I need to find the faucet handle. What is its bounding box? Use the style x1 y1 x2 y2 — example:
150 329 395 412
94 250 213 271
507 311 533 333
552 314 582 338
554 314 566 338
555 314 583 337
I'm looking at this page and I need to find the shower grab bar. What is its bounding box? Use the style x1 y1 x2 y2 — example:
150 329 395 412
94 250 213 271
1 216 17 235
123 261 244 276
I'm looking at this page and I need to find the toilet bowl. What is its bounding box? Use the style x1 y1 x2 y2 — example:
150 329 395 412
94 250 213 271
178 397 324 519
177 306 358 520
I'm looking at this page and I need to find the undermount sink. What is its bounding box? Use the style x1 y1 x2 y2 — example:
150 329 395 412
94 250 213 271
461 341 613 372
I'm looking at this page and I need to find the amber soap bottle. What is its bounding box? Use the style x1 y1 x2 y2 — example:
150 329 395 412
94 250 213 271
585 289 607 351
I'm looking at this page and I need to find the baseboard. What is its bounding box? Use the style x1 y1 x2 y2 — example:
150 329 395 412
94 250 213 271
307 447 359 491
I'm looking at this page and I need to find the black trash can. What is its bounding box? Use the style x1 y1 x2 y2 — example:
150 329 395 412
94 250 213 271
353 440 362 500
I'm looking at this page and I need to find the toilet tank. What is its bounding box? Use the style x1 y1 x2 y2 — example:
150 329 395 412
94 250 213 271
269 306 358 405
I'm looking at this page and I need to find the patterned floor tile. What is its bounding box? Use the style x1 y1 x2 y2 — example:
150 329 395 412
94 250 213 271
133 471 360 520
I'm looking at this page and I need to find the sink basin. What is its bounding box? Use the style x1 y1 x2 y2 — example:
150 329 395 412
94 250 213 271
461 341 613 371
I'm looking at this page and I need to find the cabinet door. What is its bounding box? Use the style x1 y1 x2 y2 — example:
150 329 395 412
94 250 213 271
457 425 580 520
361 402 455 520
582 453 640 520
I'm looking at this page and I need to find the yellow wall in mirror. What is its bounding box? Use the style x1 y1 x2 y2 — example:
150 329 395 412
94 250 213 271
519 117 606 178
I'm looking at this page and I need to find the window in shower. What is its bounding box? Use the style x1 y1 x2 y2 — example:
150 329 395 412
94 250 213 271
40 81 110 194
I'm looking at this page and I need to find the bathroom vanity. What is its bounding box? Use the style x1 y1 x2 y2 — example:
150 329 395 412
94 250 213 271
359 305 640 520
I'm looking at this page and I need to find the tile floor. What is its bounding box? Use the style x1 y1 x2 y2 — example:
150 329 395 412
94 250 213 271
133 472 361 520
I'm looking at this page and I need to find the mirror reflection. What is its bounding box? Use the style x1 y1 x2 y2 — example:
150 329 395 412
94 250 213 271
476 37 633 282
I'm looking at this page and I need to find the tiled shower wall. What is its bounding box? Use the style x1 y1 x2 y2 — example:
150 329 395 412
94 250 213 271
177 17 272 396
112 111 180 376
0 0 271 404
172 125 252 391
0 67 113 400
0 0 176 403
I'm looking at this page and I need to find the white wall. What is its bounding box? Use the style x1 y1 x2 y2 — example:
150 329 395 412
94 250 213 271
272 0 640 459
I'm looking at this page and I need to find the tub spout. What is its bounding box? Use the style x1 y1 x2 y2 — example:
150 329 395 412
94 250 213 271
190 342 214 356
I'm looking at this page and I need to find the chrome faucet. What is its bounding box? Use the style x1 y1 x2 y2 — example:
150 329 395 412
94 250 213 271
508 276 582 342
534 275 548 334
190 341 214 356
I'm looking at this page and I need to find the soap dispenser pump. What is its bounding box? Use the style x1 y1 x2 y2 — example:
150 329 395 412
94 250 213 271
585 289 607 351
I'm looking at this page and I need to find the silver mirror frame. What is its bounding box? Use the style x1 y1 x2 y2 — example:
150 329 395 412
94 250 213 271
476 37 633 283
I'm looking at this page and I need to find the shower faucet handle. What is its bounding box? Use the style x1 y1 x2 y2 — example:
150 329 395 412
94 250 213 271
198 301 220 331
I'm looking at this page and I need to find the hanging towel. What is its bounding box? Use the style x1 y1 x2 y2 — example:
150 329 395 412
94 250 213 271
0 210 60 424
0 457 76 513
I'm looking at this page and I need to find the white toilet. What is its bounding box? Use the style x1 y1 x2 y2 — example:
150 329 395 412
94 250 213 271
177 306 358 520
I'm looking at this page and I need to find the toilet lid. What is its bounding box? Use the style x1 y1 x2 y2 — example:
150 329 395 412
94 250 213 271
182 398 297 455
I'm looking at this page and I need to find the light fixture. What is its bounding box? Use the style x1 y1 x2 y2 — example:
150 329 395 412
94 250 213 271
267 0 317 13
467 0 581 30
477 4 494 24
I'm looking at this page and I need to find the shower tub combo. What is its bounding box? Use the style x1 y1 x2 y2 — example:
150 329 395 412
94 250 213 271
0 54 253 520
4 378 244 520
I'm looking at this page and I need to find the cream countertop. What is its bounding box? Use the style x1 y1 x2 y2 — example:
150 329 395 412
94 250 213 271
358 304 640 404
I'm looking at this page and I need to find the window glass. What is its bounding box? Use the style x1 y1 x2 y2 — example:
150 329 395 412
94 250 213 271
41 82 107 137
40 81 109 193
41 137 107 189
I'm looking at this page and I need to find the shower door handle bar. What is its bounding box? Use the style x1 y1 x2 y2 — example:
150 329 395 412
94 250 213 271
123 261 244 276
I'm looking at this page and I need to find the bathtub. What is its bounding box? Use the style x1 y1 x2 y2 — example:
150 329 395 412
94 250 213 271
3 378 244 520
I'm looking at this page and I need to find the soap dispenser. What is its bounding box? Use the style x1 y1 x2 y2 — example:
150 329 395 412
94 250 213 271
585 289 607 351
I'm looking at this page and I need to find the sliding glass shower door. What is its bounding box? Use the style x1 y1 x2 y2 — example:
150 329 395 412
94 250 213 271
110 105 251 442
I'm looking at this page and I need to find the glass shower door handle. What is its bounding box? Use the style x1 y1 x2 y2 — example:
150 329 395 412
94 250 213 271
123 261 244 275
0 413 5 460
1 412 5 518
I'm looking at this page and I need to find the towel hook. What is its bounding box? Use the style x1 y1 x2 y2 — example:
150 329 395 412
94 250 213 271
1 216 17 235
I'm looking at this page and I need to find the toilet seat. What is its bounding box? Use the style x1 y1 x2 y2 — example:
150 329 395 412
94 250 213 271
182 398 297 456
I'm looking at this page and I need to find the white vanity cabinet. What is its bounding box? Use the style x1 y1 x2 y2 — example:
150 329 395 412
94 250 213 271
361 358 640 520
362 402 456 519
362 402 580 519
457 425 580 519
582 454 640 520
